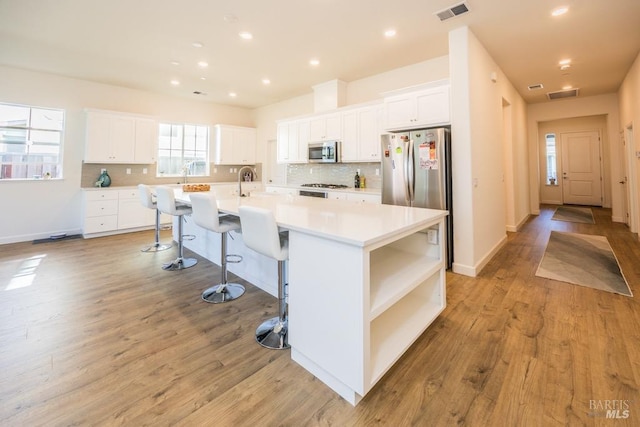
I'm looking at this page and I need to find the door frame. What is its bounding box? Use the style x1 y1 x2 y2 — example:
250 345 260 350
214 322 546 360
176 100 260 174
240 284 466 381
625 123 638 233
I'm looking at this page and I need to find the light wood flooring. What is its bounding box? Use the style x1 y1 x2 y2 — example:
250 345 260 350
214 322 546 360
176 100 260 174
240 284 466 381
1 205 639 426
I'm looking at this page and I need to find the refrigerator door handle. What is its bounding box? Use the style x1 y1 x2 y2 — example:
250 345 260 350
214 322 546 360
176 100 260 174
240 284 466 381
407 139 415 204
402 139 411 204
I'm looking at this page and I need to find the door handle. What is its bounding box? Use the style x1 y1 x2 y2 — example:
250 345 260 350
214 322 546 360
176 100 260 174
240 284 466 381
619 180 625 184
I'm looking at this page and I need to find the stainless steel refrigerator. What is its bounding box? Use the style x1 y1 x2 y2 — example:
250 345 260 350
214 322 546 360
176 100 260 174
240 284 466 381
381 127 453 268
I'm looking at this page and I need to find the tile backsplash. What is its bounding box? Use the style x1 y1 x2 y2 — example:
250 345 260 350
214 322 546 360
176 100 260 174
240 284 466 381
81 163 262 188
286 162 381 189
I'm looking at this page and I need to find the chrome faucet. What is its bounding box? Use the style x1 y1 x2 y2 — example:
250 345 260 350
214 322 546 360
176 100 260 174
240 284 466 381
238 166 258 197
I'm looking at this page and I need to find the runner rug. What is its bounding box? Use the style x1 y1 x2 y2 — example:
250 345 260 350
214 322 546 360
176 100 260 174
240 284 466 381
536 231 632 297
551 206 595 224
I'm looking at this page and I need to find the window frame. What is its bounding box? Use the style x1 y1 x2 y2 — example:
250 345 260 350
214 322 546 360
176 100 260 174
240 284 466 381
156 122 210 178
0 102 65 181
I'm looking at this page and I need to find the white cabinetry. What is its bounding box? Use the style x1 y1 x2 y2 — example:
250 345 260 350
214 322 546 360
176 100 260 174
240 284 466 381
277 119 309 163
383 84 450 131
341 105 382 162
117 189 154 229
85 111 158 164
265 186 298 195
83 190 119 234
213 125 256 165
289 218 446 405
133 118 158 163
309 113 341 141
327 191 381 204
83 188 169 237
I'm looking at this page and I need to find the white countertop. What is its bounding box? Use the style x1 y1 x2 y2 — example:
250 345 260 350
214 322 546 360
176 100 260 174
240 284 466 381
176 190 446 247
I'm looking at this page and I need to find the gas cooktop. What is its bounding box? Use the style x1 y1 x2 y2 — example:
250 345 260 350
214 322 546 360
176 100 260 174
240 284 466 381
301 183 349 189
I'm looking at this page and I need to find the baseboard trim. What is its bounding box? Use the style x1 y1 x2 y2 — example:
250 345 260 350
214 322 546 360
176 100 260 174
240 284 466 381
452 234 508 277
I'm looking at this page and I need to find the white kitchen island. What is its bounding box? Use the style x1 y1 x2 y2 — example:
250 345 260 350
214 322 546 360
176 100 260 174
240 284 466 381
174 191 448 405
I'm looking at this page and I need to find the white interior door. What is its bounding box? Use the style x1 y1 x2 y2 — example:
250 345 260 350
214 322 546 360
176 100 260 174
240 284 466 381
561 131 602 206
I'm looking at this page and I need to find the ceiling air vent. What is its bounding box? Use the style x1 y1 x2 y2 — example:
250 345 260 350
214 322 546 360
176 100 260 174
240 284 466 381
547 88 579 100
528 83 544 91
436 2 470 21
193 91 207 96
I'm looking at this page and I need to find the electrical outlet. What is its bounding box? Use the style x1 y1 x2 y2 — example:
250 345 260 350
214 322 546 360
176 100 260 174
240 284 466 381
310 168 313 174
375 168 380 176
213 167 217 173
126 168 131 175
427 229 438 245
142 168 148 174
101 168 106 173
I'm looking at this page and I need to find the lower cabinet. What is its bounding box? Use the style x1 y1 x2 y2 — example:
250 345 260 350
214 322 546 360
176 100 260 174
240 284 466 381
82 188 165 237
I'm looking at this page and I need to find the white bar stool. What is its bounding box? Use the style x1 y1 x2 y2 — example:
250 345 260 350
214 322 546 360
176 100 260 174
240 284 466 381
137 184 172 252
238 205 289 350
155 186 197 270
190 193 245 303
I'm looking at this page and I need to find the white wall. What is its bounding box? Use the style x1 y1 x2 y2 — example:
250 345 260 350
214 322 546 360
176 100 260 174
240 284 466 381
527 94 621 217
0 65 253 244
448 26 529 276
618 50 640 231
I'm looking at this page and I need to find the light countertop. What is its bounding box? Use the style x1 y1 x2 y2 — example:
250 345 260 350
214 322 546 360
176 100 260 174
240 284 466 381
176 191 446 248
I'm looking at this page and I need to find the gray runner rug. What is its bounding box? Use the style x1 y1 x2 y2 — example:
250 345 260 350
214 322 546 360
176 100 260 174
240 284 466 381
551 206 595 224
536 231 632 297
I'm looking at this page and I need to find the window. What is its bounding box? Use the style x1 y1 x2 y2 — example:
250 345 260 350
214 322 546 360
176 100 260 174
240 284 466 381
157 123 209 177
545 133 557 185
0 103 64 180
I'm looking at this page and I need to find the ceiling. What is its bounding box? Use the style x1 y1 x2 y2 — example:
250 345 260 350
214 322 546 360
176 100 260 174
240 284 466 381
0 0 639 109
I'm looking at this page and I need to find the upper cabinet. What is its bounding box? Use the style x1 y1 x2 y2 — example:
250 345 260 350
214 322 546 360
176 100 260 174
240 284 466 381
383 83 450 131
309 113 341 141
84 110 157 164
212 124 256 165
341 105 382 163
277 119 309 164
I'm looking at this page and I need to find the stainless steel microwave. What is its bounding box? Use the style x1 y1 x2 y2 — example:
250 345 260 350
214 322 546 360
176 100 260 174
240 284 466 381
308 141 340 163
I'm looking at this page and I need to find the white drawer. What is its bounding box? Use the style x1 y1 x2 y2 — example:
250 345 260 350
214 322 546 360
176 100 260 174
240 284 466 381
118 189 140 200
85 190 118 201
84 215 118 234
85 199 118 217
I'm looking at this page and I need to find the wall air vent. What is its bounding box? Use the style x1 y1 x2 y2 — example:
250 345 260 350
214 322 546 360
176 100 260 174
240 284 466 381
528 83 544 91
547 88 579 100
436 2 470 21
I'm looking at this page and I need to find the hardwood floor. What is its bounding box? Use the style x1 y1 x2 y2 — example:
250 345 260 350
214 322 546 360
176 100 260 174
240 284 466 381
1 206 639 426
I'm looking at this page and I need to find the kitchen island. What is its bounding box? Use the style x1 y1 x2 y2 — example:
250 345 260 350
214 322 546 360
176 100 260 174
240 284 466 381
174 191 448 405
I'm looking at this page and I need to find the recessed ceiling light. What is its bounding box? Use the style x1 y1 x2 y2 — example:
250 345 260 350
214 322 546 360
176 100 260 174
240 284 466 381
192 41 204 48
197 61 208 68
262 78 271 85
229 92 237 98
170 80 180 86
559 58 571 65
170 60 180 66
200 77 207 81
562 85 573 90
384 29 396 38
552 6 569 17
309 58 320 66
239 31 253 40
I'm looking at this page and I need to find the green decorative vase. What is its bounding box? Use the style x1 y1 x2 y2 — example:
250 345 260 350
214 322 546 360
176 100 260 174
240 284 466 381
96 170 111 187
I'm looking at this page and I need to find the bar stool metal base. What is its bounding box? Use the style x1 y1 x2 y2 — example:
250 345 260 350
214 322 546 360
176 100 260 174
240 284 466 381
256 316 289 350
202 283 245 303
162 257 197 270
141 242 172 252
